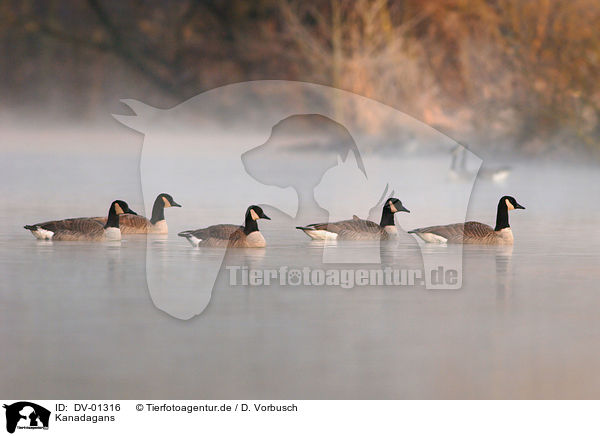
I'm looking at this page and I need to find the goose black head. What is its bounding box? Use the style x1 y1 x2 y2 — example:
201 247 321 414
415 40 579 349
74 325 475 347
106 200 133 229
115 200 137 215
385 198 410 213
500 196 525 211
247 205 271 221
159 193 181 208
112 200 134 215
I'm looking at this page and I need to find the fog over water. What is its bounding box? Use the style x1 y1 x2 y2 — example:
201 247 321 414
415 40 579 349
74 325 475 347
1 126 600 398
2 0 600 405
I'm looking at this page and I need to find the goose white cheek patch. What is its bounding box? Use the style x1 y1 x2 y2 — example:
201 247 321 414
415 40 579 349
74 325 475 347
114 81 479 320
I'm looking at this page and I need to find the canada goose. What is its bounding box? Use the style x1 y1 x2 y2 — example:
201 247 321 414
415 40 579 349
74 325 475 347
92 193 181 234
296 198 410 240
178 205 271 248
24 200 135 241
408 196 525 245
450 146 511 183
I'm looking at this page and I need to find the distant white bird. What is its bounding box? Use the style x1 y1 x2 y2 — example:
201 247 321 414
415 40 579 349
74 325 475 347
450 146 511 183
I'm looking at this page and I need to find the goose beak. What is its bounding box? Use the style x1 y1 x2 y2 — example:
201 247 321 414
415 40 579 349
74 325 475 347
171 200 182 208
515 203 525 210
262 214 271 220
128 209 139 215
399 205 410 213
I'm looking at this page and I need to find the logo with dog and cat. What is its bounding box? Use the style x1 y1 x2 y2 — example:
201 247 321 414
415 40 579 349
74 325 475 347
3 402 50 433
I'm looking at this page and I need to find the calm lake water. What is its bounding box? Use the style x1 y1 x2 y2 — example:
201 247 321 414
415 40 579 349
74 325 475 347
1 131 600 399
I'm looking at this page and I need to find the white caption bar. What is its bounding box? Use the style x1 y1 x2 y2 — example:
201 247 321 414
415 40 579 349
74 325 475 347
1 400 598 435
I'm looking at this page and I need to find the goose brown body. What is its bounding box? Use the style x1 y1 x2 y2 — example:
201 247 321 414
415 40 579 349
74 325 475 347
24 200 134 241
296 198 410 240
178 206 270 248
100 214 158 234
409 196 525 245
409 222 513 244
27 218 108 241
299 216 389 240
178 224 240 247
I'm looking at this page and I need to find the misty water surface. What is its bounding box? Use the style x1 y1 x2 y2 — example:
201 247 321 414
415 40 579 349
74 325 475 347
1 132 600 398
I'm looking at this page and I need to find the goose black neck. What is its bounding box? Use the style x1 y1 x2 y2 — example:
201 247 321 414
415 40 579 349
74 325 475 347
243 212 259 235
494 200 510 231
380 207 395 227
105 207 120 229
150 196 165 224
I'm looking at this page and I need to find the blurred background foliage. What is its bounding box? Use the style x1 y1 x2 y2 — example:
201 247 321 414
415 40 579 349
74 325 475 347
1 0 599 155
